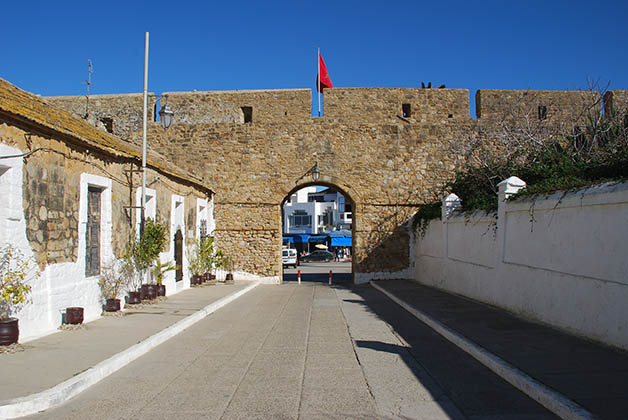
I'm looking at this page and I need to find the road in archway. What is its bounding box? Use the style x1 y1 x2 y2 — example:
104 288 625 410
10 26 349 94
23 283 556 420
283 261 352 284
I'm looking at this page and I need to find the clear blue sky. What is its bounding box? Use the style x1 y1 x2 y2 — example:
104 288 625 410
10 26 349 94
2 0 627 117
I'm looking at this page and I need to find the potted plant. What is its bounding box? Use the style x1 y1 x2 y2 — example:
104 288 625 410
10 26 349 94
187 240 203 285
152 259 176 296
222 254 235 285
98 259 126 312
122 243 142 304
0 244 37 345
136 219 168 300
200 236 219 285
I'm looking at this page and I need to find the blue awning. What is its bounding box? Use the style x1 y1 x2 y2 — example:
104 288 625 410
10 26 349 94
283 234 311 244
331 237 352 247
308 235 328 243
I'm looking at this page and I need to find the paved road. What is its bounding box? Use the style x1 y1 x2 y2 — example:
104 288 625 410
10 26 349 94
283 261 352 284
24 283 555 420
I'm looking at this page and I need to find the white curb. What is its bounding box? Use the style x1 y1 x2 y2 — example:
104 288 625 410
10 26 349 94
0 281 260 420
371 281 598 420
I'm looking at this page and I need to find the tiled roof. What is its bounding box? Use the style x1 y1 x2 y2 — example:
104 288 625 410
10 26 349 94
0 78 211 193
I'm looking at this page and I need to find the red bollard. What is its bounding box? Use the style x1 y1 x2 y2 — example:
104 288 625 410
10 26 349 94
329 270 332 285
297 269 301 284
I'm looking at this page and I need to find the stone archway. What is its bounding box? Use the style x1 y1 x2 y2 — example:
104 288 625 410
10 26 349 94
280 180 357 284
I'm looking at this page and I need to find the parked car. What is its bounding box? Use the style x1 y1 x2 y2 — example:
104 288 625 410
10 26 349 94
282 248 298 268
301 250 334 262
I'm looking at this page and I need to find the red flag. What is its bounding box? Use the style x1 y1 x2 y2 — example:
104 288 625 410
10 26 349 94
317 52 333 93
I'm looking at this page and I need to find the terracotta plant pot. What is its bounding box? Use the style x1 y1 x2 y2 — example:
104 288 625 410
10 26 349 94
140 284 157 300
0 318 19 346
127 291 141 304
210 273 216 280
190 275 201 285
104 298 121 312
65 307 84 325
157 284 166 296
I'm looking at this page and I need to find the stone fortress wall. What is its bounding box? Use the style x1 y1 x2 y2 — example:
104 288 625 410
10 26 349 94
48 86 628 283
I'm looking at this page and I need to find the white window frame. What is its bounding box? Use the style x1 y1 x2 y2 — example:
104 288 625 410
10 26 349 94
78 173 112 278
135 187 157 235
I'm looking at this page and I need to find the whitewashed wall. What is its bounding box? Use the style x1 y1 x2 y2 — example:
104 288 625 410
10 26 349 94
414 178 628 351
0 144 208 341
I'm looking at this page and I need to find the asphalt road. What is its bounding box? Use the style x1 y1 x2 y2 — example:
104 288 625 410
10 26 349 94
283 261 352 284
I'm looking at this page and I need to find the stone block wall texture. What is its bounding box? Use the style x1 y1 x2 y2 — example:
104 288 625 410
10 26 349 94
53 86 600 283
162 89 312 124
324 88 470 124
0 122 205 269
475 89 599 122
47 93 157 148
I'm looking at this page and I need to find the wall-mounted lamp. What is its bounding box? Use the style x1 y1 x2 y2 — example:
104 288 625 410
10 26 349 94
295 161 322 184
159 94 174 131
311 162 320 182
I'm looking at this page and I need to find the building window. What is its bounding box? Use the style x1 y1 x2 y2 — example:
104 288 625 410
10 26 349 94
402 103 411 118
291 210 311 227
242 106 253 123
100 117 114 134
85 186 102 276
538 105 547 120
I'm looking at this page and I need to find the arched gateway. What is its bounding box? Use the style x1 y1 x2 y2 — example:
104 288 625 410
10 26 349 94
48 86 597 283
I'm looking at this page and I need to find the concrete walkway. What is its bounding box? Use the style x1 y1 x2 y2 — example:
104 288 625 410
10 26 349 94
373 279 628 420
0 281 258 418
10 282 560 420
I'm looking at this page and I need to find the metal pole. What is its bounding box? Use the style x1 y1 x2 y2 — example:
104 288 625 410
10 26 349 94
141 32 149 237
298 269 301 285
329 270 332 285
317 47 321 117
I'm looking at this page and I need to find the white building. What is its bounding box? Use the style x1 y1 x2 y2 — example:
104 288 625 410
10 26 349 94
283 187 352 234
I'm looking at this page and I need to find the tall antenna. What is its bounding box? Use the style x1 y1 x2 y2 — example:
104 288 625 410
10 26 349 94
84 59 93 118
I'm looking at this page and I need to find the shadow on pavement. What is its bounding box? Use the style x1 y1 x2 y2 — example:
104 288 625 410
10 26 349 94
336 283 559 420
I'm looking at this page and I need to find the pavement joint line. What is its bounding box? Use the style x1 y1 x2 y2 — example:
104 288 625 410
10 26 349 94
296 283 316 419
0 281 261 420
370 281 599 420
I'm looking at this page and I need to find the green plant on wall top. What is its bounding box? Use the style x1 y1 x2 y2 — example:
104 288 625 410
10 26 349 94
411 202 442 238
0 244 38 320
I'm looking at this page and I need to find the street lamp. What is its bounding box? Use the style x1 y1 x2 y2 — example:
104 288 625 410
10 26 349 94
159 95 174 130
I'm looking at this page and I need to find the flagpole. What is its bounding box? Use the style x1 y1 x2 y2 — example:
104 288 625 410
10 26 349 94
317 47 321 117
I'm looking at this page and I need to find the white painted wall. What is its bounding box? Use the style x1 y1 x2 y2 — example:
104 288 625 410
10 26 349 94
1 143 215 341
413 178 628 351
0 146 116 342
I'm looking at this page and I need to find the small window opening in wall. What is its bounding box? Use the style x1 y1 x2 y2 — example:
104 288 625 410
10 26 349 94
100 117 114 133
538 105 547 121
402 103 412 118
242 106 253 123
448 114 453 118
